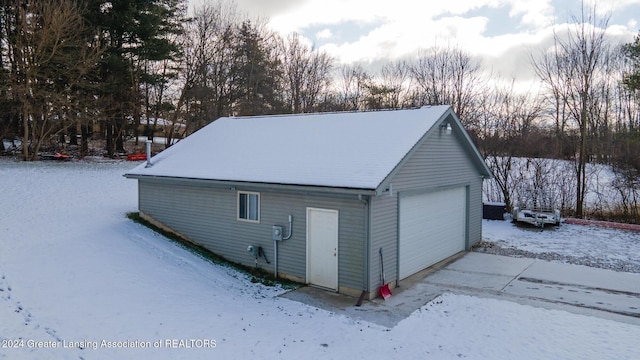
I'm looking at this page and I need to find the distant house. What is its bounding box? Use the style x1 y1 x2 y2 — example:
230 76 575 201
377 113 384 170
124 106 492 299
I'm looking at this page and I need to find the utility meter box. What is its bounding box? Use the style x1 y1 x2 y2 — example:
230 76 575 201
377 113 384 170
272 225 284 241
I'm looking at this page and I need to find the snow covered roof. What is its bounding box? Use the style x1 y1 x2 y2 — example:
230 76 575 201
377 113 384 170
125 106 465 190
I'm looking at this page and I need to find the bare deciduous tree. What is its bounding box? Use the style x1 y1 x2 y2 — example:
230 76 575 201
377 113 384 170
280 33 333 113
531 4 611 217
410 46 485 123
479 83 543 211
179 1 239 131
337 64 371 110
364 60 412 110
4 0 100 160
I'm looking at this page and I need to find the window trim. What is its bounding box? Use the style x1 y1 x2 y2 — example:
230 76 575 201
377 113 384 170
237 191 260 223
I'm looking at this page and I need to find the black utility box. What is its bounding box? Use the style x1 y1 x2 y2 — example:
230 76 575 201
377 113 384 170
483 202 506 220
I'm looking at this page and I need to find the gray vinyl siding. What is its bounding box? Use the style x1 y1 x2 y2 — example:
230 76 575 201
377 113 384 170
368 125 484 288
392 126 484 244
369 194 398 291
137 179 366 290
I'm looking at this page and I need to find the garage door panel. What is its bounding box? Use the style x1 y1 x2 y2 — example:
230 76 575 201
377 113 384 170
399 187 466 279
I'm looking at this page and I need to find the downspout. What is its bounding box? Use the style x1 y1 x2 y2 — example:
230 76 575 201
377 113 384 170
274 238 278 279
358 194 370 294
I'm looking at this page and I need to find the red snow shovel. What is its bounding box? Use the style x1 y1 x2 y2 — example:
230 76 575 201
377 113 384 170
379 248 392 300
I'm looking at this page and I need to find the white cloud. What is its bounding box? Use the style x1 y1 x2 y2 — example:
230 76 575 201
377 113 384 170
231 0 304 18
265 0 557 55
585 0 640 13
508 0 555 28
221 0 639 84
316 29 333 40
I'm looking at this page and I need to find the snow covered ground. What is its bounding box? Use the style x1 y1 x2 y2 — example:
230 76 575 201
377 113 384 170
1 160 639 359
480 220 640 273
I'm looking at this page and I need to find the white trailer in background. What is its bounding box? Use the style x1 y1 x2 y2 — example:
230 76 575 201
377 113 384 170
512 207 561 227
512 186 561 228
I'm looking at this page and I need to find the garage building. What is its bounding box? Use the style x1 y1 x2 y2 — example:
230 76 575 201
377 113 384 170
124 106 492 299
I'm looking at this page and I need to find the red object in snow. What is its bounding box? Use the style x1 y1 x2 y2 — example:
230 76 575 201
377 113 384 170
564 218 640 232
379 248 392 300
40 152 70 161
127 153 147 161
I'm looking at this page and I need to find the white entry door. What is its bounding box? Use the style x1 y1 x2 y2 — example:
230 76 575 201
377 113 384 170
306 207 339 290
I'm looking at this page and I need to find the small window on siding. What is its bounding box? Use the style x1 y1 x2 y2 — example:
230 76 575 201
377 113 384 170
238 191 260 223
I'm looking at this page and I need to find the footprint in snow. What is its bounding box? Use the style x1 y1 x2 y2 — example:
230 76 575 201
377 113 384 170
45 327 62 342
0 276 12 300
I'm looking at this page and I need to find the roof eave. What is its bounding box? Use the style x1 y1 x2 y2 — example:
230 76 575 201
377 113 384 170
124 174 378 196
451 113 494 180
374 107 493 194
374 107 449 193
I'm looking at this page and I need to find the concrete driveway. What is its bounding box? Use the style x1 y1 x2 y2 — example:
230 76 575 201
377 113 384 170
424 253 640 319
282 252 640 328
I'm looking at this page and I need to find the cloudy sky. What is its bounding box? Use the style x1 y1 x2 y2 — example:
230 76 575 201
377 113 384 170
195 0 640 86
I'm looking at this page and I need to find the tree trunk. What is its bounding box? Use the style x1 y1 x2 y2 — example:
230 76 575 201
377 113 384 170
69 122 78 146
81 123 89 158
105 120 114 157
116 131 125 153
22 109 30 161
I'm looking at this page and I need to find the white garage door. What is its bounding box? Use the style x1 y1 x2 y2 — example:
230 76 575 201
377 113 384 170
399 187 466 280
